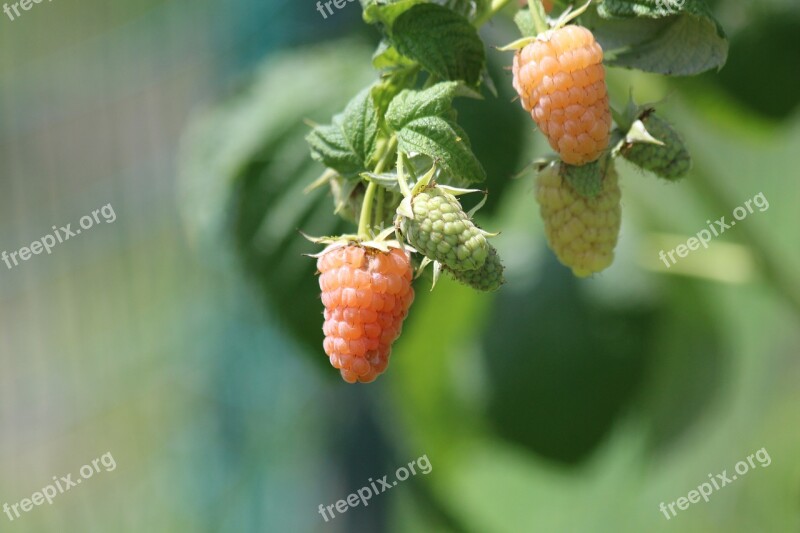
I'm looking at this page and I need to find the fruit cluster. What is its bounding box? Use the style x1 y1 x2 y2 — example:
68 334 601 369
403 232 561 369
507 1 691 277
302 0 701 383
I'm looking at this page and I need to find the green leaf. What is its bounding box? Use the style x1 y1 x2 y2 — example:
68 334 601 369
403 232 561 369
514 8 537 38
390 4 486 86
305 125 363 176
361 0 427 27
589 0 728 75
372 40 416 70
396 116 485 185
385 82 485 184
372 71 418 123
386 81 479 129
305 86 380 177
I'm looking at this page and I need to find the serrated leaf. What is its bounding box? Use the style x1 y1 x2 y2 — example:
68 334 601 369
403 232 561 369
306 124 364 176
386 81 479 129
306 86 380 177
390 4 486 86
371 68 420 130
395 116 486 185
590 0 728 75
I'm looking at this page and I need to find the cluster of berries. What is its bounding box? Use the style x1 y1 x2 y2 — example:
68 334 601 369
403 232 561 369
508 2 691 277
308 1 692 384
313 167 503 383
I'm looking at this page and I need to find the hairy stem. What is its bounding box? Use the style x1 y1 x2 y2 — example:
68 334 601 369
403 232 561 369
358 136 397 238
358 181 378 238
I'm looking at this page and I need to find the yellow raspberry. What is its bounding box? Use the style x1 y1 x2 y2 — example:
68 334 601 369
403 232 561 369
534 161 621 277
512 25 612 166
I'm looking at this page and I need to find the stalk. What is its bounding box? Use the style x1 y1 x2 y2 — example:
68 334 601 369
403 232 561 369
527 0 549 35
357 182 378 238
358 136 397 238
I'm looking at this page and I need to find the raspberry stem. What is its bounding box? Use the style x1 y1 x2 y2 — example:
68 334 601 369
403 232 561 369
358 135 397 238
358 181 378 238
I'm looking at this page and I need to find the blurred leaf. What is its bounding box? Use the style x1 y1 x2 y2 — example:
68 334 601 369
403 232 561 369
178 39 376 359
589 0 728 75
482 256 656 463
709 11 800 120
638 280 725 452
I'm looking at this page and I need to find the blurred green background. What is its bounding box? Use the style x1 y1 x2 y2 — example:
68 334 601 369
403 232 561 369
1 0 799 531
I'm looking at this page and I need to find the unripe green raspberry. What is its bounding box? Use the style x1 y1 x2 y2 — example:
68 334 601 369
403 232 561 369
445 244 505 292
535 161 621 277
621 114 691 180
400 186 488 271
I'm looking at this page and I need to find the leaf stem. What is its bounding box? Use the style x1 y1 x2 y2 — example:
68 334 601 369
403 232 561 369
358 135 397 238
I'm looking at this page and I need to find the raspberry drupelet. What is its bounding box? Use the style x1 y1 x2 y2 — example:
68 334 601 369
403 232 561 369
512 25 612 166
318 245 414 383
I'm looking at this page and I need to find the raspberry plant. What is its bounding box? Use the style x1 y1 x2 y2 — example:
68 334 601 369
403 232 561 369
299 0 727 382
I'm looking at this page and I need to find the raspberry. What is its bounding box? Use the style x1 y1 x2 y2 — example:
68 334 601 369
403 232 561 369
445 244 505 292
621 113 691 180
512 25 612 166
318 245 414 383
535 161 621 277
400 185 488 271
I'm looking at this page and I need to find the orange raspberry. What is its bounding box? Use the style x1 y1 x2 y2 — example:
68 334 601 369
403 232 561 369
318 245 414 384
512 25 612 166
